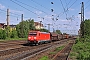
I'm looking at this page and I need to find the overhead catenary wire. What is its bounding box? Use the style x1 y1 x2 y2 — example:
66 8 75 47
85 0 90 6
59 0 67 19
85 0 90 9
68 0 77 9
15 0 49 15
57 0 78 18
10 0 39 16
30 0 50 11
0 8 20 18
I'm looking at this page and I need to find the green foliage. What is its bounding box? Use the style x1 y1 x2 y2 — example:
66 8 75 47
84 19 90 36
70 40 90 60
0 29 6 39
6 26 11 38
0 29 3 39
5 38 27 41
39 56 49 60
2 29 7 39
75 38 79 44
40 29 49 32
10 29 18 38
16 19 35 38
55 46 64 51
80 19 90 42
77 52 90 60
49 52 56 54
55 30 62 34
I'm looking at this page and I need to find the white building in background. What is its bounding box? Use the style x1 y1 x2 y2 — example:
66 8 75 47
34 22 44 29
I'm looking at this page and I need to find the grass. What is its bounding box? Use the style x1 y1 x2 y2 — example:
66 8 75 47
0 38 27 42
39 56 49 60
49 52 56 54
39 46 65 60
69 38 90 60
49 46 64 55
55 46 64 51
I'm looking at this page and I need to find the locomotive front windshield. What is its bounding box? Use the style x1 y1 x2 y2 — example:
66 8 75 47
29 32 37 36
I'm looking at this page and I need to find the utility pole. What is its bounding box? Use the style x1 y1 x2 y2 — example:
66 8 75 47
21 14 24 38
7 9 9 27
7 9 10 37
79 2 84 38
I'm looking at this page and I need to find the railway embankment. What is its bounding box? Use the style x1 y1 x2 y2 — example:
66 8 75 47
69 38 90 60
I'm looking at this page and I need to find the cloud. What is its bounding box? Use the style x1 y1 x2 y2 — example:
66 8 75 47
35 11 42 15
68 8 75 11
44 15 52 19
60 20 71 22
0 4 6 9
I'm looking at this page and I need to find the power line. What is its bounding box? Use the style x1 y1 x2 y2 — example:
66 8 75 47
58 0 78 18
67 0 72 6
10 0 39 16
85 0 90 9
30 0 58 16
30 0 50 10
0 9 19 17
85 0 90 5
68 0 77 9
59 0 67 18
15 0 49 15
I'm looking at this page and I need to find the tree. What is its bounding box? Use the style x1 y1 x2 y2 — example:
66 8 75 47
0 29 3 39
6 26 11 38
0 29 6 39
40 29 49 32
16 19 35 38
2 29 6 39
55 30 62 34
84 19 90 36
81 19 90 42
11 29 18 38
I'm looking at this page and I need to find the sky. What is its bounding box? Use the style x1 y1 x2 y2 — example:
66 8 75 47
0 0 90 35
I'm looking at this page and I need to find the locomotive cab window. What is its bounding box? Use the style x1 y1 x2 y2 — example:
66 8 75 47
29 32 37 36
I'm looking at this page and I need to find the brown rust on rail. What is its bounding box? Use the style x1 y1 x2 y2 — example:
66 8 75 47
52 40 75 60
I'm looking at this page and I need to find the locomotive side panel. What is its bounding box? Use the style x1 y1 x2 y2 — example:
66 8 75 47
28 31 50 44
38 32 50 42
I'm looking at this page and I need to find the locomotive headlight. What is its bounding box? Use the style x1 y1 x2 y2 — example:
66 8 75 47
28 37 31 39
34 37 36 39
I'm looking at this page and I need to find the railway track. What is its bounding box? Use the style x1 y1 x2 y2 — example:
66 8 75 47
0 40 27 51
0 40 26 46
52 40 75 60
0 39 70 60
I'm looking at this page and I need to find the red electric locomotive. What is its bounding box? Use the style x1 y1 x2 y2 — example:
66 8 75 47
28 30 51 45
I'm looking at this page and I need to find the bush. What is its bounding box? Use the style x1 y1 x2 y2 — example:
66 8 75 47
10 30 18 38
0 29 6 39
0 29 3 39
77 52 90 60
2 29 6 39
75 38 79 44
